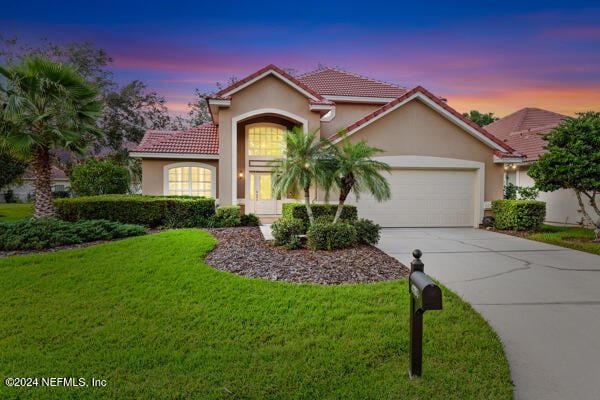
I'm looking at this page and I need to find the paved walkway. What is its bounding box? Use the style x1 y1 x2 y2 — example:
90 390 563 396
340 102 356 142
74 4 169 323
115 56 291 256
379 228 600 400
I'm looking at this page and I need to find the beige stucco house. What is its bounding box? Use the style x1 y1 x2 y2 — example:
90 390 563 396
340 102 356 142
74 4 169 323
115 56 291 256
130 64 522 227
486 108 593 226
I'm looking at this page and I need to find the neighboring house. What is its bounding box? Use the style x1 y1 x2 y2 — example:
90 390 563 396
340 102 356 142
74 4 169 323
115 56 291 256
1 166 70 203
485 107 588 226
130 64 521 227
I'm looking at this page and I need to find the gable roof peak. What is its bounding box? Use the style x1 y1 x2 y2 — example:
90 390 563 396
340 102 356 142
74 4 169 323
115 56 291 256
213 64 325 102
331 85 519 156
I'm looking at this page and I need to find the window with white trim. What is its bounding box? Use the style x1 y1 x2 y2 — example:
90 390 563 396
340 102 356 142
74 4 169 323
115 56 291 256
248 125 285 156
167 166 212 197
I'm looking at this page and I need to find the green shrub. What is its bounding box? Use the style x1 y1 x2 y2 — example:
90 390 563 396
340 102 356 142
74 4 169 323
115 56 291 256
241 213 260 227
492 199 546 231
70 159 130 196
215 206 242 227
55 195 215 228
282 203 357 227
52 188 71 198
272 218 305 248
517 186 539 200
306 222 357 251
353 218 381 245
0 218 146 251
504 183 539 200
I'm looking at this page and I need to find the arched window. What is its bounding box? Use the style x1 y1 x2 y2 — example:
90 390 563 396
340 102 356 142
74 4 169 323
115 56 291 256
164 163 215 197
247 124 285 156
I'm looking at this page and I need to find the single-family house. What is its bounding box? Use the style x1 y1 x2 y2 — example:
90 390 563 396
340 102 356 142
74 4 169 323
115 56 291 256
130 64 522 227
1 166 70 203
485 107 591 226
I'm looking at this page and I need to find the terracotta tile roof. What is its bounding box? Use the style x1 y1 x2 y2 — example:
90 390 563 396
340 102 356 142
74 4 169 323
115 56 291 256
332 86 519 156
297 67 408 99
132 123 219 155
485 108 568 162
212 64 329 103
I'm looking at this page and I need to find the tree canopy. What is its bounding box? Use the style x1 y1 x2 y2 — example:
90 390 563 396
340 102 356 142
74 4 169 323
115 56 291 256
328 140 391 223
0 56 103 217
0 152 28 190
528 111 600 239
1 36 171 159
462 110 499 127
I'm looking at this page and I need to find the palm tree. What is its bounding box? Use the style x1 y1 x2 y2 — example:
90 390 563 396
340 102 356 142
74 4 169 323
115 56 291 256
272 126 331 226
330 140 391 223
0 56 103 218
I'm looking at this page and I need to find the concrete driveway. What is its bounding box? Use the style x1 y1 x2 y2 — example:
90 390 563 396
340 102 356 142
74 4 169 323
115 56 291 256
379 228 600 400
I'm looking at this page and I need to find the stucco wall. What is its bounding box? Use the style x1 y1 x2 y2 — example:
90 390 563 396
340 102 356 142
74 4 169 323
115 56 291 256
518 167 593 226
217 75 322 205
346 99 504 202
141 159 219 198
320 103 380 138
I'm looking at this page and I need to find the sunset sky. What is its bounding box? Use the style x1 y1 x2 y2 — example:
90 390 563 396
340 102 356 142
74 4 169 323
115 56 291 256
2 0 599 118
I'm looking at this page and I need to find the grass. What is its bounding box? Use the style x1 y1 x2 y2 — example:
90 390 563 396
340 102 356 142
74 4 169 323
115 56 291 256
528 224 600 255
0 230 512 399
0 204 32 222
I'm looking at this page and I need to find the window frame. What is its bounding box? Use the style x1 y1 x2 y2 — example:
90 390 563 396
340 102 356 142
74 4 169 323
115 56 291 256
163 162 216 198
246 122 286 158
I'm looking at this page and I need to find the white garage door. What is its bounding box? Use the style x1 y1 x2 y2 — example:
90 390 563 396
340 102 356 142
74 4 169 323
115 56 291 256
349 169 476 227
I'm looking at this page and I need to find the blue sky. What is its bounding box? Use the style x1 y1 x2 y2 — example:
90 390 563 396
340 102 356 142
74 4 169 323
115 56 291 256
2 0 599 116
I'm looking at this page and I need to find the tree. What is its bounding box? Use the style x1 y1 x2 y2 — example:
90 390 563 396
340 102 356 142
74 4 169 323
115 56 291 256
1 36 171 157
99 80 170 151
528 112 600 240
70 158 130 196
328 140 391 223
0 57 103 218
272 127 331 226
0 152 27 190
463 110 499 127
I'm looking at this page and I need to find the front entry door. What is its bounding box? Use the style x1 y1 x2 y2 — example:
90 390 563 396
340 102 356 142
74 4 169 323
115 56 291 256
249 172 279 215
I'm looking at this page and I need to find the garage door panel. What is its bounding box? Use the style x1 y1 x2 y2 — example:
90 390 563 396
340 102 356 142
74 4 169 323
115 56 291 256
348 169 476 227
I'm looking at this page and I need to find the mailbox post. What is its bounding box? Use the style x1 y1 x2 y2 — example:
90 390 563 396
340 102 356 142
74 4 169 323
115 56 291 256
409 249 442 378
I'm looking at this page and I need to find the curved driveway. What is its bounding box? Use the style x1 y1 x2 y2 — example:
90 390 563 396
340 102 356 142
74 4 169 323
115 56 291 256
379 228 600 400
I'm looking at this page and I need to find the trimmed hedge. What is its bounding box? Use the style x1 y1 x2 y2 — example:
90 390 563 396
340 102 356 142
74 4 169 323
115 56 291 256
56 195 215 228
215 206 241 227
0 218 146 251
492 199 546 231
272 218 305 249
306 222 357 251
282 203 358 226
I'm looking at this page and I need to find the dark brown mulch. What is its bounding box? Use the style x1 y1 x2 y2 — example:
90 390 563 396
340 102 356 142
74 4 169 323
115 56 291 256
204 227 409 285
482 227 532 238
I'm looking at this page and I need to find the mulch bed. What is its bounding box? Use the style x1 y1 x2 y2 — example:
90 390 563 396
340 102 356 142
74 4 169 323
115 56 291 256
204 227 409 285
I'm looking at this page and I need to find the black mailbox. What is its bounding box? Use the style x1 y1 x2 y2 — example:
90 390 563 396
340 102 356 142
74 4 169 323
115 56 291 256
408 249 442 378
410 271 442 312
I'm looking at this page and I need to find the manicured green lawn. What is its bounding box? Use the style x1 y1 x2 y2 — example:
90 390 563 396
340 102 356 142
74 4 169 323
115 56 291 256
0 230 512 399
529 224 600 255
0 204 32 222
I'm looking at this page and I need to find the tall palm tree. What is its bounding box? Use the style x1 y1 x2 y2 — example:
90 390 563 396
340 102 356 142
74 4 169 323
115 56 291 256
0 56 103 218
330 140 391 223
272 126 331 226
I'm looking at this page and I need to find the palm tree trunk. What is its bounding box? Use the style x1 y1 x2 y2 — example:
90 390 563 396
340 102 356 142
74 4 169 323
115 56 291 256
333 177 354 224
333 189 350 224
31 147 56 219
304 187 314 226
